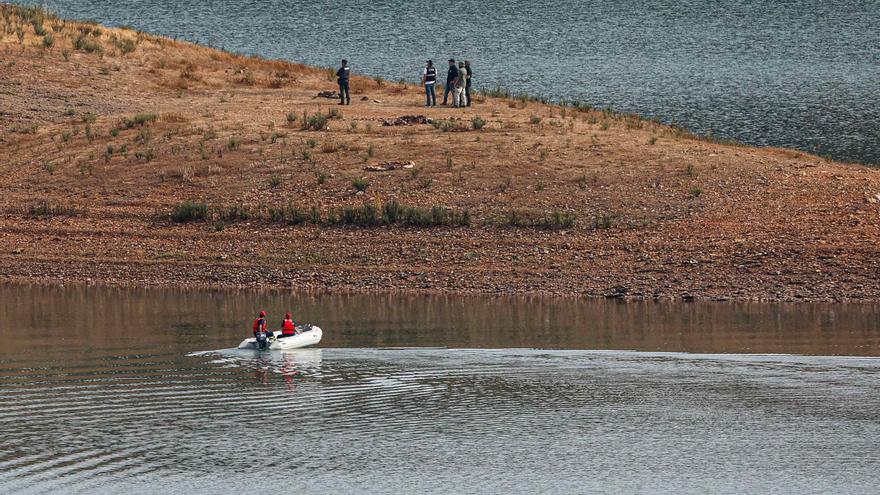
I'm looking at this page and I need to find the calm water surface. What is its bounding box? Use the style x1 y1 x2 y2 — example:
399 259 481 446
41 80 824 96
30 0 880 164
2 285 880 494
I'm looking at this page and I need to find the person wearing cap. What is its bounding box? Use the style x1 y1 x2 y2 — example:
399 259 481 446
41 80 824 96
464 60 473 107
422 60 437 107
279 312 297 338
456 61 468 107
252 311 268 337
336 59 351 105
442 58 459 106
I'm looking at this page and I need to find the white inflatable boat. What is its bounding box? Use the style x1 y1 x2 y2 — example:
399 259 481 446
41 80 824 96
238 325 323 351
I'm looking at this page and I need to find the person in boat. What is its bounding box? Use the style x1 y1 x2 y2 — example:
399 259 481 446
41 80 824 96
278 313 297 339
253 311 268 337
252 311 270 348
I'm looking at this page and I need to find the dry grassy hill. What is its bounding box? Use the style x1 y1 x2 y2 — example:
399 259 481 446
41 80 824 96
1 4 879 301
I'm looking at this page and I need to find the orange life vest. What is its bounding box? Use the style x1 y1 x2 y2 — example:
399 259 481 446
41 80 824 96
253 318 266 333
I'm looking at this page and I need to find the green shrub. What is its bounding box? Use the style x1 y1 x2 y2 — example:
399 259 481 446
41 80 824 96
529 115 542 125
549 210 576 229
301 112 328 131
134 148 155 162
26 201 80 218
352 177 369 192
471 116 487 130
115 37 136 54
42 34 54 48
218 204 252 222
122 113 157 128
74 35 102 53
593 212 612 230
268 205 308 225
482 86 511 98
171 201 208 223
382 200 401 224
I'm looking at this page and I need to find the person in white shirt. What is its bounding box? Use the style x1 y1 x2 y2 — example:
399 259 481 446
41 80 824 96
455 62 468 108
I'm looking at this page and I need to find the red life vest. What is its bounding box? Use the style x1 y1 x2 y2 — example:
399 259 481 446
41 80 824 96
282 319 295 335
253 318 265 333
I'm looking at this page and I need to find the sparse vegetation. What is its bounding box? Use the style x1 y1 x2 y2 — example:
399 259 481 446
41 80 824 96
530 115 542 125
418 177 434 189
74 35 102 53
506 210 576 230
352 178 369 192
593 212 613 230
170 201 208 223
301 111 328 131
471 116 487 130
122 113 157 129
114 37 136 55
25 201 81 218
134 148 155 162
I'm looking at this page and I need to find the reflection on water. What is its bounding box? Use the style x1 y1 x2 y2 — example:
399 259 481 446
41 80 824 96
1 285 880 493
2 284 880 356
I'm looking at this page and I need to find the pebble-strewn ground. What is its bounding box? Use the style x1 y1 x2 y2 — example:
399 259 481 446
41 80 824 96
1 6 879 301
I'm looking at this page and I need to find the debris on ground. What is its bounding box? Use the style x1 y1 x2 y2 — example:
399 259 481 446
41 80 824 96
381 115 431 126
604 286 629 299
316 91 339 98
365 161 415 172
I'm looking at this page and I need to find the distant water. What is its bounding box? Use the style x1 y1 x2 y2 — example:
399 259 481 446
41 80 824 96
2 285 880 493
29 0 880 164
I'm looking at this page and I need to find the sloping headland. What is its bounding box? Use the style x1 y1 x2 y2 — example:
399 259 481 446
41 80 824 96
1 5 879 302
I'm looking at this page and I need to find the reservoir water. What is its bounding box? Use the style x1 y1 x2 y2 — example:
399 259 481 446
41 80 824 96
1 285 880 493
28 0 880 164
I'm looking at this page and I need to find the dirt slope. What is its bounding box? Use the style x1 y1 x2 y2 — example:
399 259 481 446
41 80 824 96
1 5 879 301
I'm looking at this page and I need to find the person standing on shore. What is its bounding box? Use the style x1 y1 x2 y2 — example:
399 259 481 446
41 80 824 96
337 59 351 105
442 58 459 106
422 60 437 107
464 60 473 107
455 61 468 107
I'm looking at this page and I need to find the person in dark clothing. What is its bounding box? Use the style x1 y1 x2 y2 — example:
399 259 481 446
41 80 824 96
464 60 473 107
442 58 459 106
336 59 351 105
422 60 437 107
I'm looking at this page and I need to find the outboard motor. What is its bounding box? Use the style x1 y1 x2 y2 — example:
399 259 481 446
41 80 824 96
256 330 268 349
